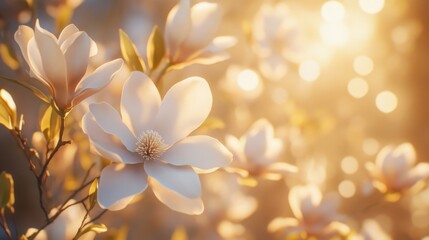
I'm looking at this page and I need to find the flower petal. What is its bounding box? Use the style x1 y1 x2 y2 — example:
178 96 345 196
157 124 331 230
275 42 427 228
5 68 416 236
82 112 142 164
58 24 98 57
165 0 191 61
398 162 429 190
62 32 91 91
150 178 204 215
34 20 68 106
288 185 321 220
98 163 147 210
153 77 212 145
72 58 123 106
145 160 201 198
27 38 53 90
14 25 34 66
121 71 161 136
185 2 222 50
262 162 298 180
88 102 137 152
243 119 273 164
162 135 232 171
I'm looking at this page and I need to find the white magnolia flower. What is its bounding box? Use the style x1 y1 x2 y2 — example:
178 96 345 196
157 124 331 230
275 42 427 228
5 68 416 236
82 71 232 215
351 219 391 240
225 119 297 182
366 143 429 195
165 0 236 67
14 19 123 112
268 185 349 240
252 2 301 80
26 201 94 240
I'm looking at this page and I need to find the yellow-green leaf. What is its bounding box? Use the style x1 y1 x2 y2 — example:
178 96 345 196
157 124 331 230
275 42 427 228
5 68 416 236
0 89 17 127
88 178 98 210
119 29 145 72
40 105 60 142
0 172 15 211
171 226 188 240
0 43 19 70
147 26 165 71
76 223 107 239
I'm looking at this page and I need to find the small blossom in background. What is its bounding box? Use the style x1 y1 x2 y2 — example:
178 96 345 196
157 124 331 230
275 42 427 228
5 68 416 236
366 143 429 200
164 0 236 68
14 20 123 112
82 71 232 214
268 184 350 240
26 201 94 240
225 118 297 185
252 2 302 81
351 219 391 240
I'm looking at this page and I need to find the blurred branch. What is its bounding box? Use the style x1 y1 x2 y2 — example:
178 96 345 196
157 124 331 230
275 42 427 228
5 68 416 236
0 209 12 240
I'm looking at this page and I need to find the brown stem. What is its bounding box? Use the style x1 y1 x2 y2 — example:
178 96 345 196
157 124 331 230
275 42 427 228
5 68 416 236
0 210 13 240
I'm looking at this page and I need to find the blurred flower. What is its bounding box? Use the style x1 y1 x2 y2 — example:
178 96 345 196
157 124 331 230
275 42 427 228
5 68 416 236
14 19 123 112
164 0 236 68
225 119 297 184
26 201 94 240
252 2 301 81
366 143 429 198
268 184 350 240
82 71 232 214
351 219 391 240
32 131 78 197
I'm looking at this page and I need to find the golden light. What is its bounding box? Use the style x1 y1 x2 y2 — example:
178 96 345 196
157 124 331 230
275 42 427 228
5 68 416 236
338 180 356 198
347 77 369 98
320 22 349 47
321 1 345 23
299 60 320 82
341 156 359 174
376 91 398 113
359 0 385 14
237 69 260 91
353 55 374 76
362 138 380 155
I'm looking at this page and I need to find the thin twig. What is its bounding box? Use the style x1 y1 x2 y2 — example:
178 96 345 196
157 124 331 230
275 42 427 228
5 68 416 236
0 210 13 240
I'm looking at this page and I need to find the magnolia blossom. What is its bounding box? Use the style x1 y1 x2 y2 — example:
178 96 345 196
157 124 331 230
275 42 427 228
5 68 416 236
366 143 429 195
252 2 301 80
164 0 236 67
14 20 123 112
268 185 349 240
26 201 94 240
225 119 297 182
351 219 391 240
82 71 232 215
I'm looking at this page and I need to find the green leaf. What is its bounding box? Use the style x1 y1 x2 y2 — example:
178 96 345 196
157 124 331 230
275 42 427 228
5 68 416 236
0 75 50 103
76 223 107 239
40 105 60 142
88 178 98 210
0 100 12 129
147 26 165 71
0 43 19 70
119 29 146 72
0 172 15 211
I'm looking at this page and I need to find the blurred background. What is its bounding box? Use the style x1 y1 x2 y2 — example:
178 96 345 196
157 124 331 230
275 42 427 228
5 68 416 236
1 0 429 239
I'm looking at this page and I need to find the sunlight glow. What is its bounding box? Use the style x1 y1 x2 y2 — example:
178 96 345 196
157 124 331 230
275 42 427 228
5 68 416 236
320 22 349 46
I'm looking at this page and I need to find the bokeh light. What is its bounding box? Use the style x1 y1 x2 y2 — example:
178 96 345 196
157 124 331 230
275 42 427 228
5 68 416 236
376 91 398 113
299 60 320 82
338 180 356 198
353 56 374 76
237 69 260 91
347 77 369 98
341 156 359 174
362 138 380 155
320 22 349 46
359 0 385 14
321 1 345 23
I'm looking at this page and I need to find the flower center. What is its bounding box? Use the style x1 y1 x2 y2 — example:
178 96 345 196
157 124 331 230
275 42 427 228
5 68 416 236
135 130 167 161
